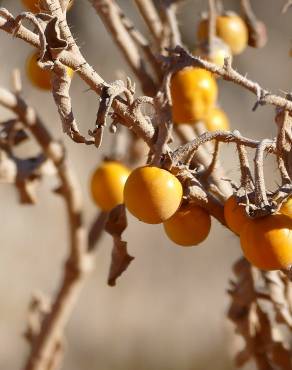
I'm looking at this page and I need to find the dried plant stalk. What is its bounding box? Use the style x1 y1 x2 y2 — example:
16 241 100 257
0 87 105 370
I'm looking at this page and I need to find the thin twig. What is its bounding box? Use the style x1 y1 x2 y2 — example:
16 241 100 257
276 110 292 184
134 0 163 45
172 130 276 165
208 0 217 48
235 130 254 190
174 124 232 198
203 140 220 181
159 0 182 47
254 139 271 207
240 0 267 48
89 0 157 96
164 47 292 113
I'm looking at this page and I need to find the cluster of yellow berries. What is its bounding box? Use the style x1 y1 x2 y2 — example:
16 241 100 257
171 12 249 130
22 0 291 271
22 0 74 90
224 196 292 271
90 162 292 271
90 162 211 247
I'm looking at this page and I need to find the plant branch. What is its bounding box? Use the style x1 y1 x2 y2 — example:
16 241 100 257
164 47 292 113
208 0 217 47
254 139 270 208
158 0 182 48
0 87 97 370
172 130 276 166
0 6 157 148
89 0 158 96
240 0 267 48
134 0 163 45
174 124 232 198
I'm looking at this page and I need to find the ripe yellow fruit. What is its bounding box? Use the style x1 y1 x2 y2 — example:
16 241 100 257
240 214 292 270
224 196 292 236
26 52 73 90
163 204 211 246
224 196 249 235
197 14 248 55
170 67 218 124
124 166 183 224
195 38 232 68
280 197 292 218
204 107 230 131
22 0 74 13
90 161 130 211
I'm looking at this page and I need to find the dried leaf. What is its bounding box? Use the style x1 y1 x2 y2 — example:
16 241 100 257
228 257 292 369
44 17 67 55
105 205 134 286
107 238 134 287
51 62 94 145
105 204 127 236
264 271 292 328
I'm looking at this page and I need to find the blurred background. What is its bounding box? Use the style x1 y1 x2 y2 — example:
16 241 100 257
0 1 291 369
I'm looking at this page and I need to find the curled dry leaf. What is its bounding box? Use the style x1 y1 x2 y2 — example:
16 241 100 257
44 16 68 55
105 204 134 286
51 62 95 145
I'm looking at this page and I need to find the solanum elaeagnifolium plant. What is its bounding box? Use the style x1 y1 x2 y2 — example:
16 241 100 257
2 1 292 369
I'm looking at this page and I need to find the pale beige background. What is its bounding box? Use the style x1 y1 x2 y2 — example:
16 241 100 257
0 1 291 369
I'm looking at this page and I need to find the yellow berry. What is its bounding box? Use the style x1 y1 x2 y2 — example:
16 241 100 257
163 204 211 246
280 197 292 218
90 161 130 211
197 14 248 55
170 67 218 124
26 52 73 90
240 214 292 270
124 166 183 224
204 107 230 131
224 196 249 235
